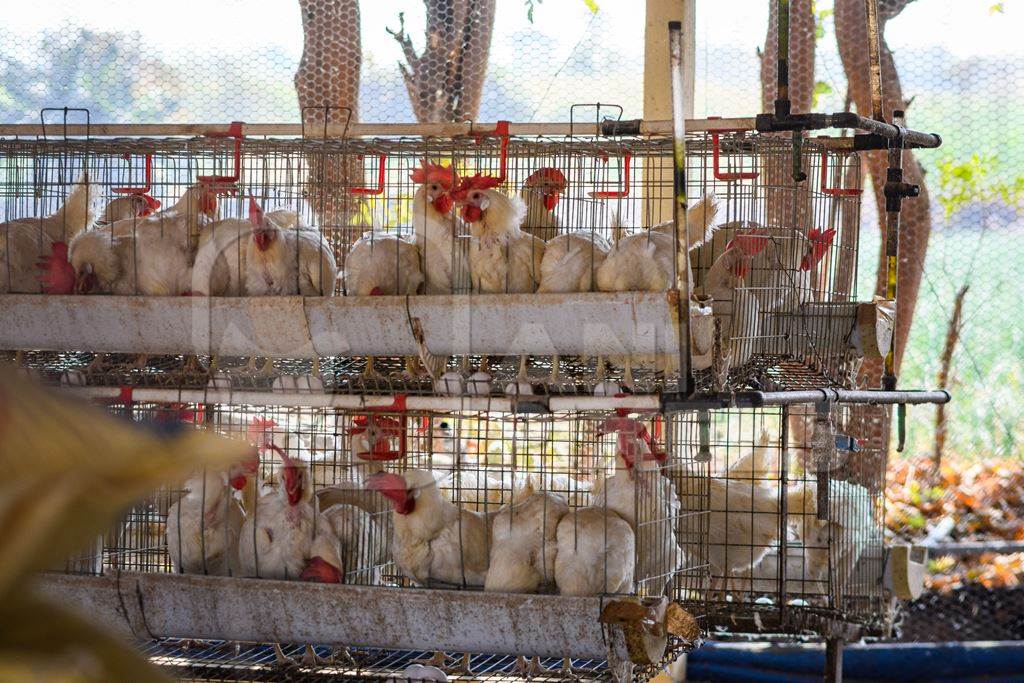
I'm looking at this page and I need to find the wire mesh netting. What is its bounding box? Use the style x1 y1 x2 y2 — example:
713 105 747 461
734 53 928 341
3 0 1021 650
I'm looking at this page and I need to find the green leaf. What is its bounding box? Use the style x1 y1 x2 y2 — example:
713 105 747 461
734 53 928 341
989 3 1006 14
811 80 833 108
583 0 600 13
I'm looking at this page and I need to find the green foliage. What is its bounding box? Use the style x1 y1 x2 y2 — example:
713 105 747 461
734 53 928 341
812 3 834 41
989 3 1006 14
935 155 1024 220
811 80 834 108
525 0 599 24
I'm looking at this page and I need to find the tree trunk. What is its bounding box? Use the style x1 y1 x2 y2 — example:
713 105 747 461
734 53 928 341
294 0 363 248
758 1 816 231
835 0 933 476
389 0 497 123
834 0 932 378
759 0 817 114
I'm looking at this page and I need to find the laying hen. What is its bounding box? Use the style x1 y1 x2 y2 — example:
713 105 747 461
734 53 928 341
696 231 770 368
786 478 876 596
237 445 318 580
537 231 610 293
453 174 545 294
675 464 781 597
697 222 837 314
194 201 337 296
519 167 567 241
485 477 569 593
554 506 635 597
593 413 683 596
366 469 491 587
69 183 220 295
165 453 258 576
300 502 388 585
596 195 717 293
1 172 96 293
411 161 462 294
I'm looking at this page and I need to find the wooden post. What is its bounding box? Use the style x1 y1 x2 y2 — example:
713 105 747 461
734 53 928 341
644 0 695 226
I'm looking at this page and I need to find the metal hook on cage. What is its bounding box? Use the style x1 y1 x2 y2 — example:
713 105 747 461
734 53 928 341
695 409 712 463
111 153 161 216
300 106 354 141
588 153 632 199
198 121 245 191
346 154 388 196
820 151 862 197
790 131 807 183
707 117 759 182
467 120 511 183
39 107 91 141
568 103 623 138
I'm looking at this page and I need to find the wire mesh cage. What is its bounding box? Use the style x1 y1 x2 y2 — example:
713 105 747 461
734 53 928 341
1 126 874 397
54 396 904 642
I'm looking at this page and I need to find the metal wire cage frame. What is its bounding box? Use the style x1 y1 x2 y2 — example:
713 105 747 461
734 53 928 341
54 397 904 644
1 127 870 397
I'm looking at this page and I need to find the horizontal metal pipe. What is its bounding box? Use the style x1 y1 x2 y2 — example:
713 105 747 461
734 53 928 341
827 113 942 149
923 540 1024 556
736 389 951 407
32 572 609 659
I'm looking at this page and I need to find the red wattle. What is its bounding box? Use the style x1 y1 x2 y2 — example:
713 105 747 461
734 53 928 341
542 192 559 211
462 205 483 223
369 286 383 296
432 194 454 215
229 475 248 491
300 556 342 583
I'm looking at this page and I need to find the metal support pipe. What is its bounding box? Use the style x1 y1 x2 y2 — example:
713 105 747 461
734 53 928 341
732 389 950 407
826 637 844 682
881 110 917 390
668 20 694 395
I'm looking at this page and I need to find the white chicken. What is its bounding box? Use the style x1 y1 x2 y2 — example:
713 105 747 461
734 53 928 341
594 196 718 383
723 429 778 482
786 478 876 596
165 454 258 576
1 172 96 293
343 230 423 296
519 167 567 241
554 506 635 597
485 478 569 593
365 469 490 587
697 222 837 315
593 414 682 596
453 174 545 294
411 161 462 295
96 194 160 226
194 201 338 296
537 231 610 293
696 231 770 368
675 467 781 597
69 183 220 295
596 195 717 293
237 445 318 580
299 502 387 585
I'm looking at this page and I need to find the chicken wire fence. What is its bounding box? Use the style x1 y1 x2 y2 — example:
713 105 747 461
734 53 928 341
55 398 896 641
2 131 871 396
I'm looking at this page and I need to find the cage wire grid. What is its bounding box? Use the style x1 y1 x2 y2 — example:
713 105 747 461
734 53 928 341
3 130 866 396
58 399 893 643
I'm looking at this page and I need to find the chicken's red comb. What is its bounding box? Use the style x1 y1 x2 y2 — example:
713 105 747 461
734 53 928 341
248 197 264 227
451 173 502 200
801 227 837 270
138 194 161 217
524 167 568 190
725 230 769 256
410 160 460 190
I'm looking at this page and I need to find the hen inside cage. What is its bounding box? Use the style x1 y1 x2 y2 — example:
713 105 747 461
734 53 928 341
58 398 894 639
3 130 869 396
